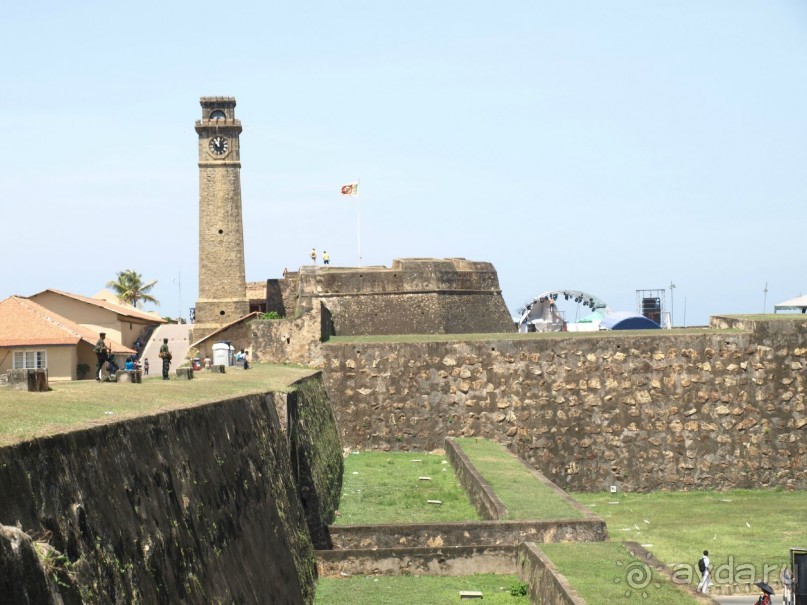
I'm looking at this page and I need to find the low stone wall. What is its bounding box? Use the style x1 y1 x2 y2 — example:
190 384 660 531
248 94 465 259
517 542 587 605
328 518 608 550
323 325 807 491
0 386 342 604
445 437 509 520
316 544 517 578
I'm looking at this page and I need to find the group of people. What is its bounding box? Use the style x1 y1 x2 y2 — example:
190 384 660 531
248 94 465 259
94 332 166 381
235 349 250 369
309 248 330 265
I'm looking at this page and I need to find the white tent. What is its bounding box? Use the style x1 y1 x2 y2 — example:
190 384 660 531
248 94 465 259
774 295 807 313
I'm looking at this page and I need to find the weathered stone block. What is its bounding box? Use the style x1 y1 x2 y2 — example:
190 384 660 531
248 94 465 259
7 369 48 392
176 368 194 380
211 365 226 373
115 370 142 384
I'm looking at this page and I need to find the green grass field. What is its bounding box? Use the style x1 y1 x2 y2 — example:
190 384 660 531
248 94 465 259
454 438 584 520
573 489 807 586
540 542 702 605
326 328 729 344
313 573 528 605
0 364 315 446
336 451 479 524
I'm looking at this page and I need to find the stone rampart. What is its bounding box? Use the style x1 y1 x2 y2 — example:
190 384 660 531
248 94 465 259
297 258 515 336
0 375 343 604
322 324 807 491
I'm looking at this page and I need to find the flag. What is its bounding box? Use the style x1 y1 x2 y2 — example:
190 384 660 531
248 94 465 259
340 182 359 196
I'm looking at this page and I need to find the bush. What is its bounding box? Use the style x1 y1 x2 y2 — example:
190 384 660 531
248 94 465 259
260 311 281 320
509 581 528 596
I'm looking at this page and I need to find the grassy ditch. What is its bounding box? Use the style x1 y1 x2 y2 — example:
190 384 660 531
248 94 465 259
454 438 584 520
0 364 316 446
313 573 528 605
540 542 702 605
573 489 807 587
335 451 479 525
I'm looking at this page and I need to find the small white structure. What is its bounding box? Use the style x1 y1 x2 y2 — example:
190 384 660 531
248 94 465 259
212 342 234 366
774 295 807 314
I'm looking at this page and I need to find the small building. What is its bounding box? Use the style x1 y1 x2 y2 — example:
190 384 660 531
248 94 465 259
27 289 165 350
0 296 135 381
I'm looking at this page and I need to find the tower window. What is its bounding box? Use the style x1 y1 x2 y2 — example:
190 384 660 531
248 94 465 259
210 109 226 120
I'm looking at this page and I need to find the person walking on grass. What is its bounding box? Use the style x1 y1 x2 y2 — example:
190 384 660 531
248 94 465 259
697 550 711 594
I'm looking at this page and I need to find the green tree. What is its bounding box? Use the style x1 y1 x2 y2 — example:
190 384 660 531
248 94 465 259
106 270 160 308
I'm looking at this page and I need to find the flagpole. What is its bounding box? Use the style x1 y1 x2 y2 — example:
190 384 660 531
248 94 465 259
357 178 362 267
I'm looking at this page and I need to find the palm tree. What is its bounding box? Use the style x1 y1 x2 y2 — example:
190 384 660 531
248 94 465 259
106 270 160 308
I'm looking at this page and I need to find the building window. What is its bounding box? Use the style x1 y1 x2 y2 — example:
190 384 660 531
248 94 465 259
13 350 47 370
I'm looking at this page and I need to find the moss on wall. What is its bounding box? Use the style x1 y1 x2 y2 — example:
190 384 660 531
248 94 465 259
290 375 344 549
0 394 317 604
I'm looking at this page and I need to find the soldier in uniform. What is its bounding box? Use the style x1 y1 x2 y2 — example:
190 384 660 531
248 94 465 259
158 338 172 380
94 332 111 381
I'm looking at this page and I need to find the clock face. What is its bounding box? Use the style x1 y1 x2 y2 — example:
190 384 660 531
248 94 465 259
209 136 228 156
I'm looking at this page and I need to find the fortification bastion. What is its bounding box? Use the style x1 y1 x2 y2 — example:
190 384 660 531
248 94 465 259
298 257 515 337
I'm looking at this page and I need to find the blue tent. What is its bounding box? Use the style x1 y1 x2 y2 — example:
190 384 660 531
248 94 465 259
601 311 660 330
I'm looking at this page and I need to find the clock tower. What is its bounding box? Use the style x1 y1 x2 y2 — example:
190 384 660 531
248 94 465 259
193 96 250 340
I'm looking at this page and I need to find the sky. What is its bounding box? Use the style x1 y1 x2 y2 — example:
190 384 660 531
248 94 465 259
2 1 806 327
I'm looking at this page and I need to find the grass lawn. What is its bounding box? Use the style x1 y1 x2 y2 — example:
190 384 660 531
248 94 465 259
453 438 584 520
336 451 479 525
0 364 316 446
326 328 728 345
540 542 702 605
313 573 528 605
573 489 807 586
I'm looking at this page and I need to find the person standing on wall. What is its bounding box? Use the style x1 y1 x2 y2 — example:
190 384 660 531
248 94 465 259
158 338 172 380
310 248 317 264
94 332 111 381
697 550 711 593
323 251 330 265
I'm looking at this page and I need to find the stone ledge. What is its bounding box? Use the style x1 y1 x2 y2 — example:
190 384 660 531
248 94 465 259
316 544 517 578
445 437 508 520
176 368 194 380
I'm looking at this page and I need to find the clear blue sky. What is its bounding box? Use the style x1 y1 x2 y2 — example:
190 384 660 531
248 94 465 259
2 1 806 326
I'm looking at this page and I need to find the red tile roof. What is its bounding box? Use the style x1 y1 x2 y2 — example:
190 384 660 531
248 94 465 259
29 289 166 324
0 297 135 354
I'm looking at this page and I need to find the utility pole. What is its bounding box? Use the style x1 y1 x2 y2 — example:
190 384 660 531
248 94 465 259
669 281 676 327
762 282 768 314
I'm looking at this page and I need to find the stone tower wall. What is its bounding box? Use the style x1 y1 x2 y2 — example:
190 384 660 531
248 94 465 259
194 97 249 339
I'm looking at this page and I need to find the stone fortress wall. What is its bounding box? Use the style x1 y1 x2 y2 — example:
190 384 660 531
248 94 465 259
303 257 515 336
322 318 807 492
240 257 515 366
0 377 342 605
